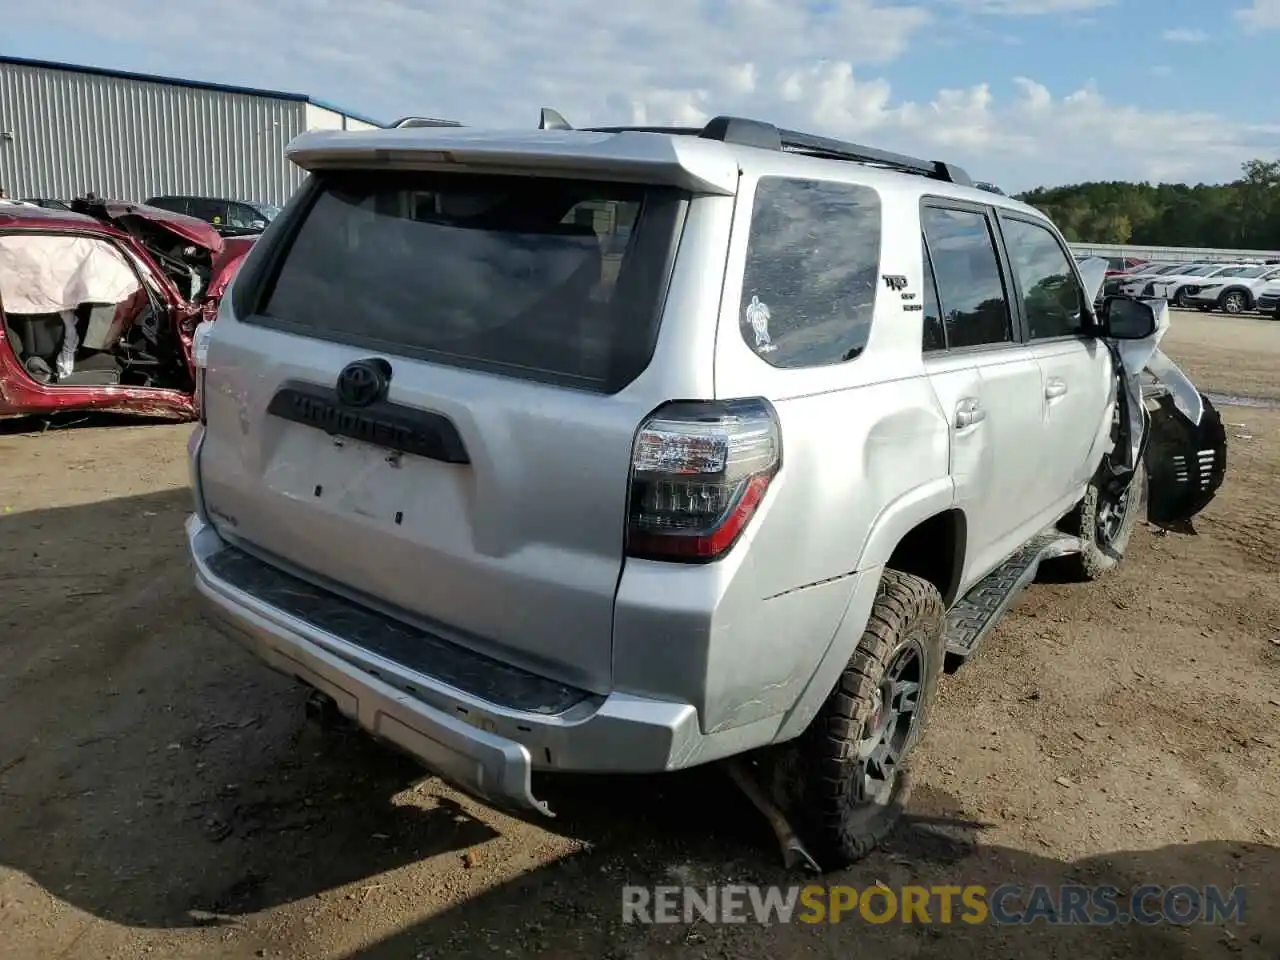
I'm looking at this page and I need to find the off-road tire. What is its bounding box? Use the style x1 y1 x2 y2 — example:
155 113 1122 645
797 569 945 870
1048 459 1146 581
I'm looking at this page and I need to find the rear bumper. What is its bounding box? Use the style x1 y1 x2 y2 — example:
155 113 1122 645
186 514 711 816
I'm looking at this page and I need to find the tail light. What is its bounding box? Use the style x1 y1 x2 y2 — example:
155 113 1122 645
192 320 214 424
626 398 781 563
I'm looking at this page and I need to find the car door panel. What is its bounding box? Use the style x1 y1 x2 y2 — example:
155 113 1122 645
995 212 1116 516
1033 338 1114 497
972 349 1054 567
924 355 991 592
921 201 1053 588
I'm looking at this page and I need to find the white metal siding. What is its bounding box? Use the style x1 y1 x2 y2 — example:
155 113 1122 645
304 103 380 133
1069 242 1280 264
0 62 317 205
304 103 345 132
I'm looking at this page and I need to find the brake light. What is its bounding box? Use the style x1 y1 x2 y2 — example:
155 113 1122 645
192 320 213 425
192 320 214 370
626 398 781 563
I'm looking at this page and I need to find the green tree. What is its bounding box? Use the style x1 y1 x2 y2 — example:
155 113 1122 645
1015 160 1280 249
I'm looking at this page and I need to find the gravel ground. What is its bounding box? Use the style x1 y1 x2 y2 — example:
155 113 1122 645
1 309 1277 959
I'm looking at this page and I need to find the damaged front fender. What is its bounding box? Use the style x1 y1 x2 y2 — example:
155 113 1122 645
1101 295 1227 525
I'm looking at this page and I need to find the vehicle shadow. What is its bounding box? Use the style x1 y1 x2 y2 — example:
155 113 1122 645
2 488 1276 960
0 488 498 929
349 776 1279 959
0 411 183 436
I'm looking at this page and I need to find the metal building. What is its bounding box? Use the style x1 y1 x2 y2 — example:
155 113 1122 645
0 55 382 207
1068 241 1280 265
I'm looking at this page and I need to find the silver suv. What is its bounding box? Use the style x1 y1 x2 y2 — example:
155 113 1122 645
186 112 1227 870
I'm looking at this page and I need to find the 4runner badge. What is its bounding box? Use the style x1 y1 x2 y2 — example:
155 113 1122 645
882 274 908 292
744 295 777 353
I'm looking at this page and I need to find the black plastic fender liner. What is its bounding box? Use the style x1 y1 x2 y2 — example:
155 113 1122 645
1143 392 1228 526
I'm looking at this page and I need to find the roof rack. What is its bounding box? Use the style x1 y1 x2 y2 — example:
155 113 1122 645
536 108 971 186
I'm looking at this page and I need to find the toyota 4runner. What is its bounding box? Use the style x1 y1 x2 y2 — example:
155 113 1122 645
185 111 1228 870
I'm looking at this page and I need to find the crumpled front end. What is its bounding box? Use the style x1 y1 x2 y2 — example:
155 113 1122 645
1077 259 1228 524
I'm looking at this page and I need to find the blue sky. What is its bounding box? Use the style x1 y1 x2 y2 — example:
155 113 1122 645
4 0 1278 192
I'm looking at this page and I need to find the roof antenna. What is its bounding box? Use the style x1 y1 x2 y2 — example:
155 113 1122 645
539 108 573 131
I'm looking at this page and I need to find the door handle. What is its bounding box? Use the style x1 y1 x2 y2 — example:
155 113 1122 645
1046 378 1068 400
955 398 985 429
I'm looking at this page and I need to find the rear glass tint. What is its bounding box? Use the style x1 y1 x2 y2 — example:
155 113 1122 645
253 171 685 393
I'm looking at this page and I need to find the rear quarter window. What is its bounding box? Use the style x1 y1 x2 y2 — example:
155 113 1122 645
246 171 686 393
738 177 881 368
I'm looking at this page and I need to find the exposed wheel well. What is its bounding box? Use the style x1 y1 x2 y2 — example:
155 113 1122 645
886 510 965 606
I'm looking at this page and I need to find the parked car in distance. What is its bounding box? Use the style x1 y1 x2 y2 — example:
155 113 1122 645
1118 262 1232 301
1255 279 1280 319
0 198 255 422
21 198 72 210
1101 261 1183 298
144 195 280 238
1102 256 1147 277
1185 264 1280 314
187 111 1225 872
1147 264 1255 307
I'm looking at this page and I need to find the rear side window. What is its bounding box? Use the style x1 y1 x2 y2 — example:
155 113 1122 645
921 206 1013 349
252 171 685 393
146 197 186 214
738 177 881 368
187 198 223 223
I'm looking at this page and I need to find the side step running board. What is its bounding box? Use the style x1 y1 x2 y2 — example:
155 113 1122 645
943 530 1081 673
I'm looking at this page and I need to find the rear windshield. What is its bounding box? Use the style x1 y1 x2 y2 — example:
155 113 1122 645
251 171 685 393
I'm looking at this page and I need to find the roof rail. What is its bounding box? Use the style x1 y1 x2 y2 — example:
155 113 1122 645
391 116 464 128
973 181 1005 196
538 107 971 185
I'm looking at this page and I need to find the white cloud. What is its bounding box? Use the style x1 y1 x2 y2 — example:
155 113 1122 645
1161 27 1209 42
948 0 1114 14
1235 0 1280 30
5 0 1276 190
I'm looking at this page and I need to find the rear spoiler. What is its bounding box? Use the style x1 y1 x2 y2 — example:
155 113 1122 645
285 127 741 196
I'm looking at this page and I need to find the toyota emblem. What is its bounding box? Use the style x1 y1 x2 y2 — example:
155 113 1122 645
335 358 391 407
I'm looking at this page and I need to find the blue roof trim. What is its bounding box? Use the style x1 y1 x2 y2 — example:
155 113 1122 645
0 54 384 127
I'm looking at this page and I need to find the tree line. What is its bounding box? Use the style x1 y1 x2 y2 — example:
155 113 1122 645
1015 159 1280 251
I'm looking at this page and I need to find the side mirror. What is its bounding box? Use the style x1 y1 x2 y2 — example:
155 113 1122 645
1099 295 1157 340
250 219 266 231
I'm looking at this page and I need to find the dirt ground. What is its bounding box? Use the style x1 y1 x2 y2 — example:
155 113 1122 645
1 310 1277 959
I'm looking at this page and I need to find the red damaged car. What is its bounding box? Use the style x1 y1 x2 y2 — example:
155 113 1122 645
0 198 255 422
